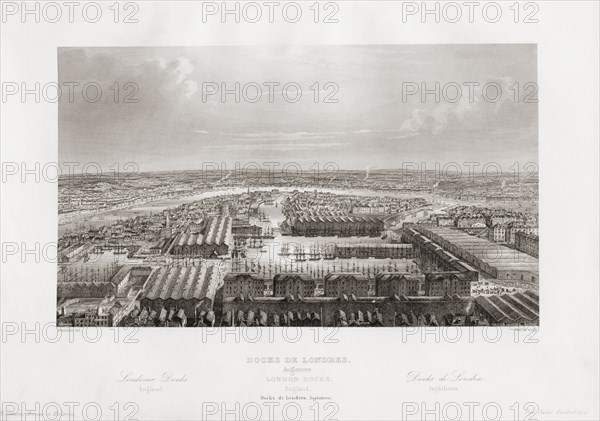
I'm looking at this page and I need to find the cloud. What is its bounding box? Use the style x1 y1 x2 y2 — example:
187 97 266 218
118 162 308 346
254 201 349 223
201 142 350 151
385 132 420 140
192 130 345 142
396 77 536 137
58 46 537 170
173 57 194 83
184 80 198 99
153 56 197 99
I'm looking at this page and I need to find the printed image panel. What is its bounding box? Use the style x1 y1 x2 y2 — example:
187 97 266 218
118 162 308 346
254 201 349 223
57 45 538 328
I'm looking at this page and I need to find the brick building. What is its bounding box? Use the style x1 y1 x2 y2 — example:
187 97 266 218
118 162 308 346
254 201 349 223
514 232 539 258
281 215 384 237
57 281 115 300
375 272 420 297
273 273 316 298
324 273 369 297
222 272 265 299
232 223 263 237
424 272 472 297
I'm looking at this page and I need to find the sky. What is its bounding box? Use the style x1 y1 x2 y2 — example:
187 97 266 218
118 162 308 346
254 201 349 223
58 45 538 172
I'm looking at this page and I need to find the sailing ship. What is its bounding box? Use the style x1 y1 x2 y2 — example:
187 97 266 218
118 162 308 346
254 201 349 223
262 226 275 239
308 243 320 260
279 243 290 256
295 245 307 262
322 244 335 260
247 237 264 249
257 209 269 222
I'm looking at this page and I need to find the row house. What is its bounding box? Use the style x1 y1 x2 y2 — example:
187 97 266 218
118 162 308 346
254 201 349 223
273 273 316 298
324 273 370 297
375 272 420 297
222 272 265 299
424 272 472 297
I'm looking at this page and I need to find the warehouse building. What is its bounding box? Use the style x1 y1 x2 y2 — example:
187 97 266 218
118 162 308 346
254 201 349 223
273 273 316 298
472 291 539 325
334 243 413 259
324 273 370 297
222 272 265 299
375 272 420 297
514 232 539 258
404 226 537 283
139 265 220 320
281 214 384 237
169 215 232 257
424 272 472 297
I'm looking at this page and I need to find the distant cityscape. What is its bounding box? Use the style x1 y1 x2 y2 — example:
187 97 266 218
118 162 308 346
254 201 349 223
57 169 539 327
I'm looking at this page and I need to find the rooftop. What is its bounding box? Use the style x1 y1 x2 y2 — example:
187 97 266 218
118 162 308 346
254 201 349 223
141 265 218 301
